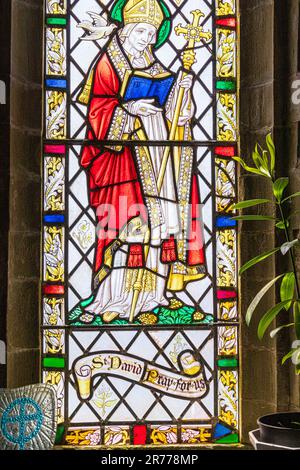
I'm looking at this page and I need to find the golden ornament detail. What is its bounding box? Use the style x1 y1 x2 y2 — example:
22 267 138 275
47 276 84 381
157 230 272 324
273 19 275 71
123 0 164 29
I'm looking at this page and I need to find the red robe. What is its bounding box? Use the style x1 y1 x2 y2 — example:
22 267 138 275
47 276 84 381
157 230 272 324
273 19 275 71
80 50 206 277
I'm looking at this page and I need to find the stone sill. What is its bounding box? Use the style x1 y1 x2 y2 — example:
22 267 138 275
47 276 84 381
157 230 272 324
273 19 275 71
54 443 251 451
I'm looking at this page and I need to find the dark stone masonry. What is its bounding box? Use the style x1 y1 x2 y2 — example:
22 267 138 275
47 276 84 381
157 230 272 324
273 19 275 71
0 0 299 443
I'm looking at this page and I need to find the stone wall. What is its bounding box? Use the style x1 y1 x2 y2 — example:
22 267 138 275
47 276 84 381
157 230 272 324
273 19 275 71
1 0 299 444
0 0 11 386
274 0 300 412
6 0 43 387
239 0 278 441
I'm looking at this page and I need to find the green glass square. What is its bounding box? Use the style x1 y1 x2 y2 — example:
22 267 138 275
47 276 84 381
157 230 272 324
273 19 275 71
43 357 65 369
46 17 67 26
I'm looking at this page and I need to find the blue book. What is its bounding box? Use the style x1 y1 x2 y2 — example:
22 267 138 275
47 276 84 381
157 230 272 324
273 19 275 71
121 70 176 107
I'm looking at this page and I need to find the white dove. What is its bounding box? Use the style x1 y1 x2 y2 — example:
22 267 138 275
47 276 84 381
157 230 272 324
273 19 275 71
77 11 117 41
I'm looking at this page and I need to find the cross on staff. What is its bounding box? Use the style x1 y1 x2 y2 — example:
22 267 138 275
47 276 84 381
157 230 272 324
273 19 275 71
129 10 212 323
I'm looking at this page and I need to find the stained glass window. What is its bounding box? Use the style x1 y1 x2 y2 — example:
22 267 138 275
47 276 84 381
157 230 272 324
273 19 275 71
42 0 239 446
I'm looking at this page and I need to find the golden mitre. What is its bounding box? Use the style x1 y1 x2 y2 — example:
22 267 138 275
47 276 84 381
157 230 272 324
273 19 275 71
123 0 164 29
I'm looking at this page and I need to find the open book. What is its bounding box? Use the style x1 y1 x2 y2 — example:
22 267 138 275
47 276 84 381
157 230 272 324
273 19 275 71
120 70 176 107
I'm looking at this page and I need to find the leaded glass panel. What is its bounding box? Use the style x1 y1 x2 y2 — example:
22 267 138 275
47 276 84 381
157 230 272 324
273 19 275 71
42 0 239 446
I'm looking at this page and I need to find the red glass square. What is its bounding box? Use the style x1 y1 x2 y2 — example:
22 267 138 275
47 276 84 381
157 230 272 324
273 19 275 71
214 146 236 157
216 17 237 28
43 285 65 295
217 289 237 300
133 425 147 445
44 144 66 155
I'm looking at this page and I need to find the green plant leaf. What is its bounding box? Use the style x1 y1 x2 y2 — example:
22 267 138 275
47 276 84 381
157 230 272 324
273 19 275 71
273 177 289 202
239 247 280 275
270 323 294 338
280 272 295 310
276 220 289 230
232 199 271 210
294 301 300 340
262 151 269 170
232 215 275 221
281 239 300 255
233 157 268 176
245 274 285 326
282 348 300 365
266 133 275 173
276 221 285 230
252 148 270 176
252 148 263 168
282 191 300 203
258 300 292 340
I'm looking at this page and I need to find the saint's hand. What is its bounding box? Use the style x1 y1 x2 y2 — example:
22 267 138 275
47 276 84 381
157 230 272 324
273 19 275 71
179 74 193 90
131 99 163 117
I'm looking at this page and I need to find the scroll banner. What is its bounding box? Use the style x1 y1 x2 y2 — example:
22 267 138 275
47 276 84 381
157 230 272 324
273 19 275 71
73 350 208 400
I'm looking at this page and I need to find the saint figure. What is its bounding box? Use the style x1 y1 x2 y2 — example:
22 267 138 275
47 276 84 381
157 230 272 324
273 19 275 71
75 0 207 324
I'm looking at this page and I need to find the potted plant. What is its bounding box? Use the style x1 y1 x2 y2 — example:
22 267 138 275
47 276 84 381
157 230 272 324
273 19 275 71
233 134 300 449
